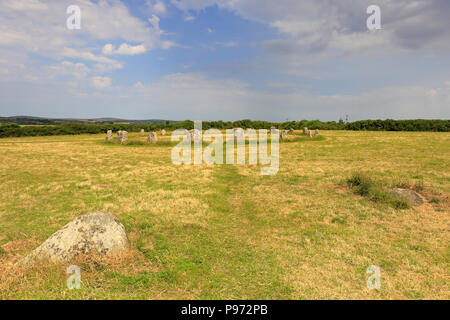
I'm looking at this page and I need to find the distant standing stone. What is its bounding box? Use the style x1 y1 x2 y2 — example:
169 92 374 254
315 129 319 136
303 127 308 134
308 130 313 138
147 132 158 144
161 129 166 136
289 128 294 134
106 130 112 141
140 129 145 136
17 211 128 265
280 130 288 140
193 129 202 143
389 188 425 206
234 128 244 140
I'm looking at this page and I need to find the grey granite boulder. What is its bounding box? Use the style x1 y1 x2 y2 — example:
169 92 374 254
18 211 128 265
147 132 158 144
106 130 113 141
119 131 128 144
389 188 425 206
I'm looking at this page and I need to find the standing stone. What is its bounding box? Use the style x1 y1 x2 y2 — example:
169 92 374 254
119 131 128 144
308 130 313 138
193 129 202 143
289 128 294 134
17 211 128 265
188 129 202 142
161 129 166 136
147 132 158 144
140 129 145 136
303 127 308 134
315 129 319 136
270 126 278 135
117 130 122 138
234 128 244 140
280 130 288 140
106 130 113 141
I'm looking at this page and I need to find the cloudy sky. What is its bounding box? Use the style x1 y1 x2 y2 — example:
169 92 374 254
0 0 449 121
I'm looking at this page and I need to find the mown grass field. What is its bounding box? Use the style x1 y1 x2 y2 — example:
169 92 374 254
0 130 448 299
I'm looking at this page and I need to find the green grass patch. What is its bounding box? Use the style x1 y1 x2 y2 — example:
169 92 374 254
347 172 410 209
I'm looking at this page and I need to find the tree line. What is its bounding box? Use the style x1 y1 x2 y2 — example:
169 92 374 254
0 119 448 138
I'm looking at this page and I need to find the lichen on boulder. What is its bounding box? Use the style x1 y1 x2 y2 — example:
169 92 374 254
18 211 128 265
389 188 425 206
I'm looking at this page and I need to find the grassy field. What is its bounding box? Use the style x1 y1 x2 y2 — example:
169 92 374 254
0 130 448 299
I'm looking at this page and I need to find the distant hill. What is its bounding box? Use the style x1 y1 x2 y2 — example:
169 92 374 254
0 116 175 125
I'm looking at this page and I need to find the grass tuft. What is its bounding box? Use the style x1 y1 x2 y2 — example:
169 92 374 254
346 172 373 196
347 172 410 209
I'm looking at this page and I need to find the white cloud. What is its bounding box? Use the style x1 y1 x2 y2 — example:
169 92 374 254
173 0 450 57
160 40 176 49
91 76 112 89
2 70 449 120
147 0 167 15
114 73 450 120
184 16 196 21
207 28 213 33
61 47 123 73
101 44 114 55
0 0 174 85
102 43 147 55
49 61 91 80
3 0 47 11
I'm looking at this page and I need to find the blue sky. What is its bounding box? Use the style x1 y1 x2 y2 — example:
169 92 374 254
0 0 449 121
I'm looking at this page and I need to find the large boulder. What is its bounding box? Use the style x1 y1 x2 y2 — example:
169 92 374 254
18 211 128 265
389 188 425 206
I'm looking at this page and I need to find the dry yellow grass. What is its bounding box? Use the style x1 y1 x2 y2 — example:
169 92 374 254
0 130 448 299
